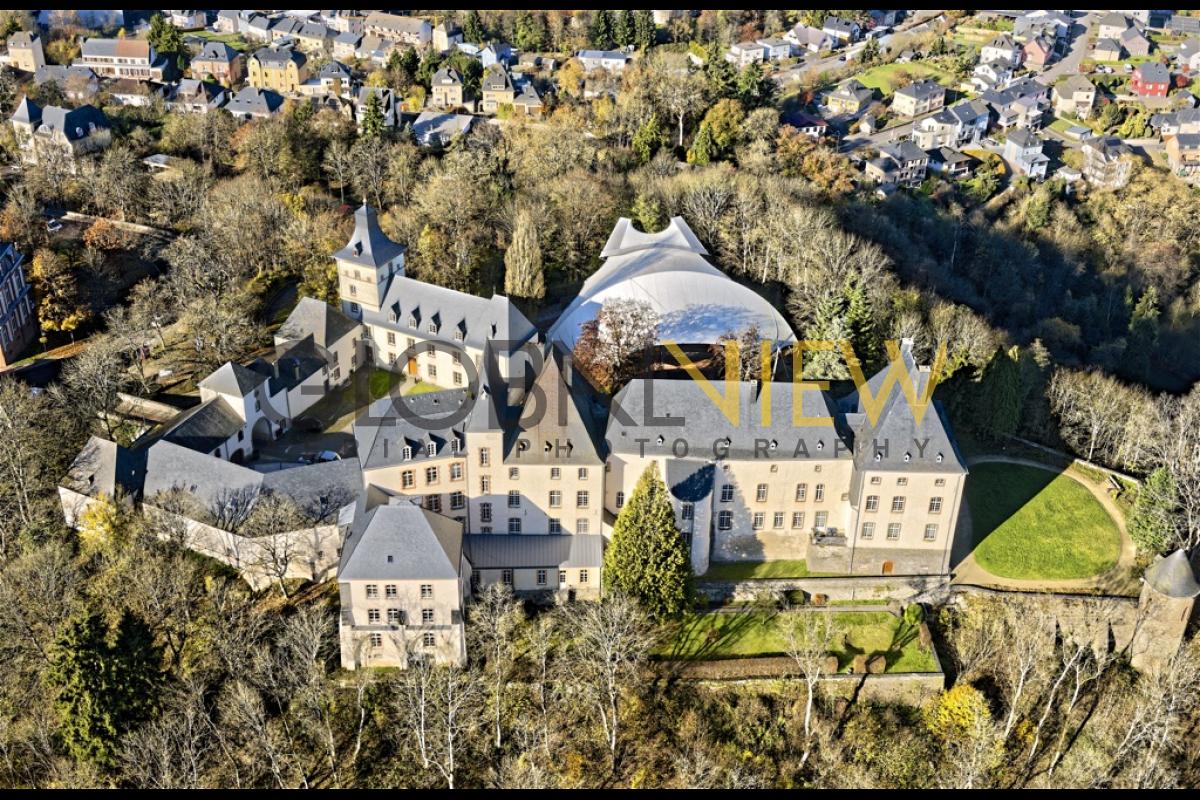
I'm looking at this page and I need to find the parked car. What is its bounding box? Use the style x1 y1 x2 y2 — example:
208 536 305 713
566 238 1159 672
315 450 341 463
45 218 62 233
1123 63 1133 73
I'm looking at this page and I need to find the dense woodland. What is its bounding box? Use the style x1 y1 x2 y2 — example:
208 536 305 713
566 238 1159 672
0 9 1196 787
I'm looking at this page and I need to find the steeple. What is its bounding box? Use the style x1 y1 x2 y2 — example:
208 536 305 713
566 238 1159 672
334 202 407 317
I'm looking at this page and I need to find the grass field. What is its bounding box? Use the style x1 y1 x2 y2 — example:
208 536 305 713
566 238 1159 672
404 380 443 396
967 463 1121 581
855 62 957 95
659 609 938 673
701 560 813 580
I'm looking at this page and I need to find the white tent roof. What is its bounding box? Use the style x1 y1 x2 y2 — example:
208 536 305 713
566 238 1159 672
548 217 796 348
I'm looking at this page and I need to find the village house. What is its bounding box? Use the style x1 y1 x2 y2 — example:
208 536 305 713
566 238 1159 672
480 43 514 69
294 21 332 55
10 98 111 166
1081 135 1136 189
982 78 1050 130
297 61 353 99
6 31 44 74
511 83 544 116
1152 108 1200 138
577 49 630 73
826 78 874 115
1131 62 1171 98
822 16 860 44
912 99 990 150
1165 132 1200 183
756 37 792 60
248 44 309 95
1023 36 1054 69
74 38 169 82
431 66 466 109
433 20 463 53
1096 12 1134 41
166 79 228 113
225 86 285 120
865 140 929 188
926 146 975 179
355 87 401 131
363 12 432 47
892 80 946 118
785 23 832 53
1053 74 1097 119
972 59 1016 93
1004 128 1049 179
167 10 206 30
480 65 515 113
1179 37 1200 72
726 40 767 67
1092 38 1124 62
980 34 1022 67
412 111 476 147
1119 26 1152 58
333 31 361 61
35 65 99 102
191 41 244 85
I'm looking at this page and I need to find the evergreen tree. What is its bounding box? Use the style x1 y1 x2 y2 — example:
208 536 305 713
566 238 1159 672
703 42 737 98
503 206 545 300
974 347 1024 439
1128 467 1178 554
842 274 881 370
463 10 485 44
613 9 635 47
514 11 547 52
603 463 692 620
686 120 717 165
1122 286 1159 383
802 293 852 379
632 113 667 163
736 61 774 108
634 10 657 49
590 9 614 49
632 193 664 233
360 91 385 139
47 612 163 768
148 13 187 74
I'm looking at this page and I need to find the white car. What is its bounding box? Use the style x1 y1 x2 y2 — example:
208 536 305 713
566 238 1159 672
45 218 62 233
1123 63 1133 73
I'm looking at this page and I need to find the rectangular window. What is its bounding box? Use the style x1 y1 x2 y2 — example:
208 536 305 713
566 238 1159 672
501 569 513 585
773 511 785 529
577 518 589 534
536 569 547 585
870 476 882 485
934 478 946 487
865 495 879 512
421 609 434 624
450 491 465 510
427 364 437 379
368 609 381 624
756 483 768 502
480 502 492 523
420 584 432 599
450 463 463 481
509 467 520 480
718 510 733 530
578 467 588 480
387 608 401 624
508 490 520 508
887 522 901 540
720 485 734 502
479 448 490 467
385 584 397 598
814 484 825 502
615 491 625 508
558 570 567 584
891 496 906 513
453 372 463 386
897 477 908 486
752 512 765 530
425 494 441 513
576 491 589 508
579 569 589 584
508 517 522 533
795 483 807 501
792 511 806 529
423 632 435 647
861 522 875 540
550 467 561 480
386 332 396 345
370 633 382 648
480 476 491 493
548 490 562 508
924 524 938 541
814 511 828 529
425 466 439 484
549 517 562 534
681 502 694 520
401 470 415 489
929 497 943 513
365 584 379 598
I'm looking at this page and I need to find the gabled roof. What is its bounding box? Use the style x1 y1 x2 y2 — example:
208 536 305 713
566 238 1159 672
200 361 267 398
11 96 40 125
249 336 328 395
81 37 151 60
195 41 238 63
62 436 147 498
895 79 944 101
340 500 463 581
334 203 407 268
159 396 244 454
1135 62 1170 84
481 65 513 92
37 105 110 140
464 532 601 569
278 297 360 349
1093 37 1122 54
432 66 462 86
1058 74 1095 95
355 390 469 472
1144 550 1200 598
412 110 475 142
507 348 605 465
227 86 284 115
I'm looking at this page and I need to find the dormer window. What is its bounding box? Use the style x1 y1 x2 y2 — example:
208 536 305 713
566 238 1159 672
454 330 464 341
427 322 438 334
408 316 417 327
402 446 412 461
450 438 460 454
426 441 437 457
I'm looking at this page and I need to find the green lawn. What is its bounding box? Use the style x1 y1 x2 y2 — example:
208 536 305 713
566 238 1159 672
967 463 1121 581
404 380 443 396
659 609 938 673
188 30 254 51
856 62 956 95
701 560 813 580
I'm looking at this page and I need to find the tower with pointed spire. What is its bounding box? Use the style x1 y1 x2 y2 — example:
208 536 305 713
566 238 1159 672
1131 549 1200 674
334 202 407 319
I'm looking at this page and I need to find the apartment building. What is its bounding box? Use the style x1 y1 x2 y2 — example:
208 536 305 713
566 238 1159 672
74 38 168 81
248 45 309 95
892 80 945 118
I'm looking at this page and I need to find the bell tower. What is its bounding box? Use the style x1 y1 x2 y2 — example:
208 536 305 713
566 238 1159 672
334 202 407 318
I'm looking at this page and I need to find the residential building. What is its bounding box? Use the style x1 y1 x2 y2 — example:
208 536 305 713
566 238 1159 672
577 49 630 73
0 242 37 367
10 99 111 166
1180 37 1200 72
785 23 833 53
912 99 990 149
167 10 206 30
972 59 1015 92
980 34 1022 66
74 37 168 82
926 146 975 179
363 12 431 47
1167 13 1200 36
781 111 828 139
756 37 792 60
822 16 860 43
892 80 945 118
1131 62 1170 98
225 86 285 120
865 140 929 187
412 111 475 147
1014 10 1072 42
1053 75 1097 119
512 83 544 116
107 79 166 107
1003 128 1049 179
166 78 228 113
269 17 304 45
333 31 361 61
248 45 309 95
34 65 99 102
1096 12 1133 41
1151 108 1200 137
826 78 873 115
214 10 242 34
480 65 515 113
245 14 273 42
1165 132 1200 183
1120 26 1152 57
355 87 400 131
726 40 767 67
1023 36 1054 69
191 41 244 85
6 31 45 74
297 61 353 98
480 43 513 69
982 78 1050 130
433 21 463 53
1092 38 1124 62
295 21 332 54
1081 136 1136 189
431 66 465 109
328 10 366 36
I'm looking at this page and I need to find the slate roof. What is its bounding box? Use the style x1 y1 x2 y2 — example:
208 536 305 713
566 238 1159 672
881 139 928 162
252 45 306 69
227 86 284 116
1135 62 1170 84
412 110 475 143
195 41 238 63
35 65 98 90
1007 127 1041 148
481 65 513 92
159 396 244 453
249 336 328 395
1058 74 1095 96
432 66 462 86
355 390 469 472
340 500 463 581
278 296 360 349
463 532 603 570
200 361 267 398
607 378 848 461
506 348 605 465
11 96 40 125
895 79 944 101
38 105 110 141
334 203 406 269
62 436 147 498
1093 38 1122 57
1144 550 1200 598
665 459 714 503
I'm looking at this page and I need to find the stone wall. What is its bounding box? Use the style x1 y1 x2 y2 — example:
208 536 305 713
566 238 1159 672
697 573 948 605
677 659 945 705
808 543 948 576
